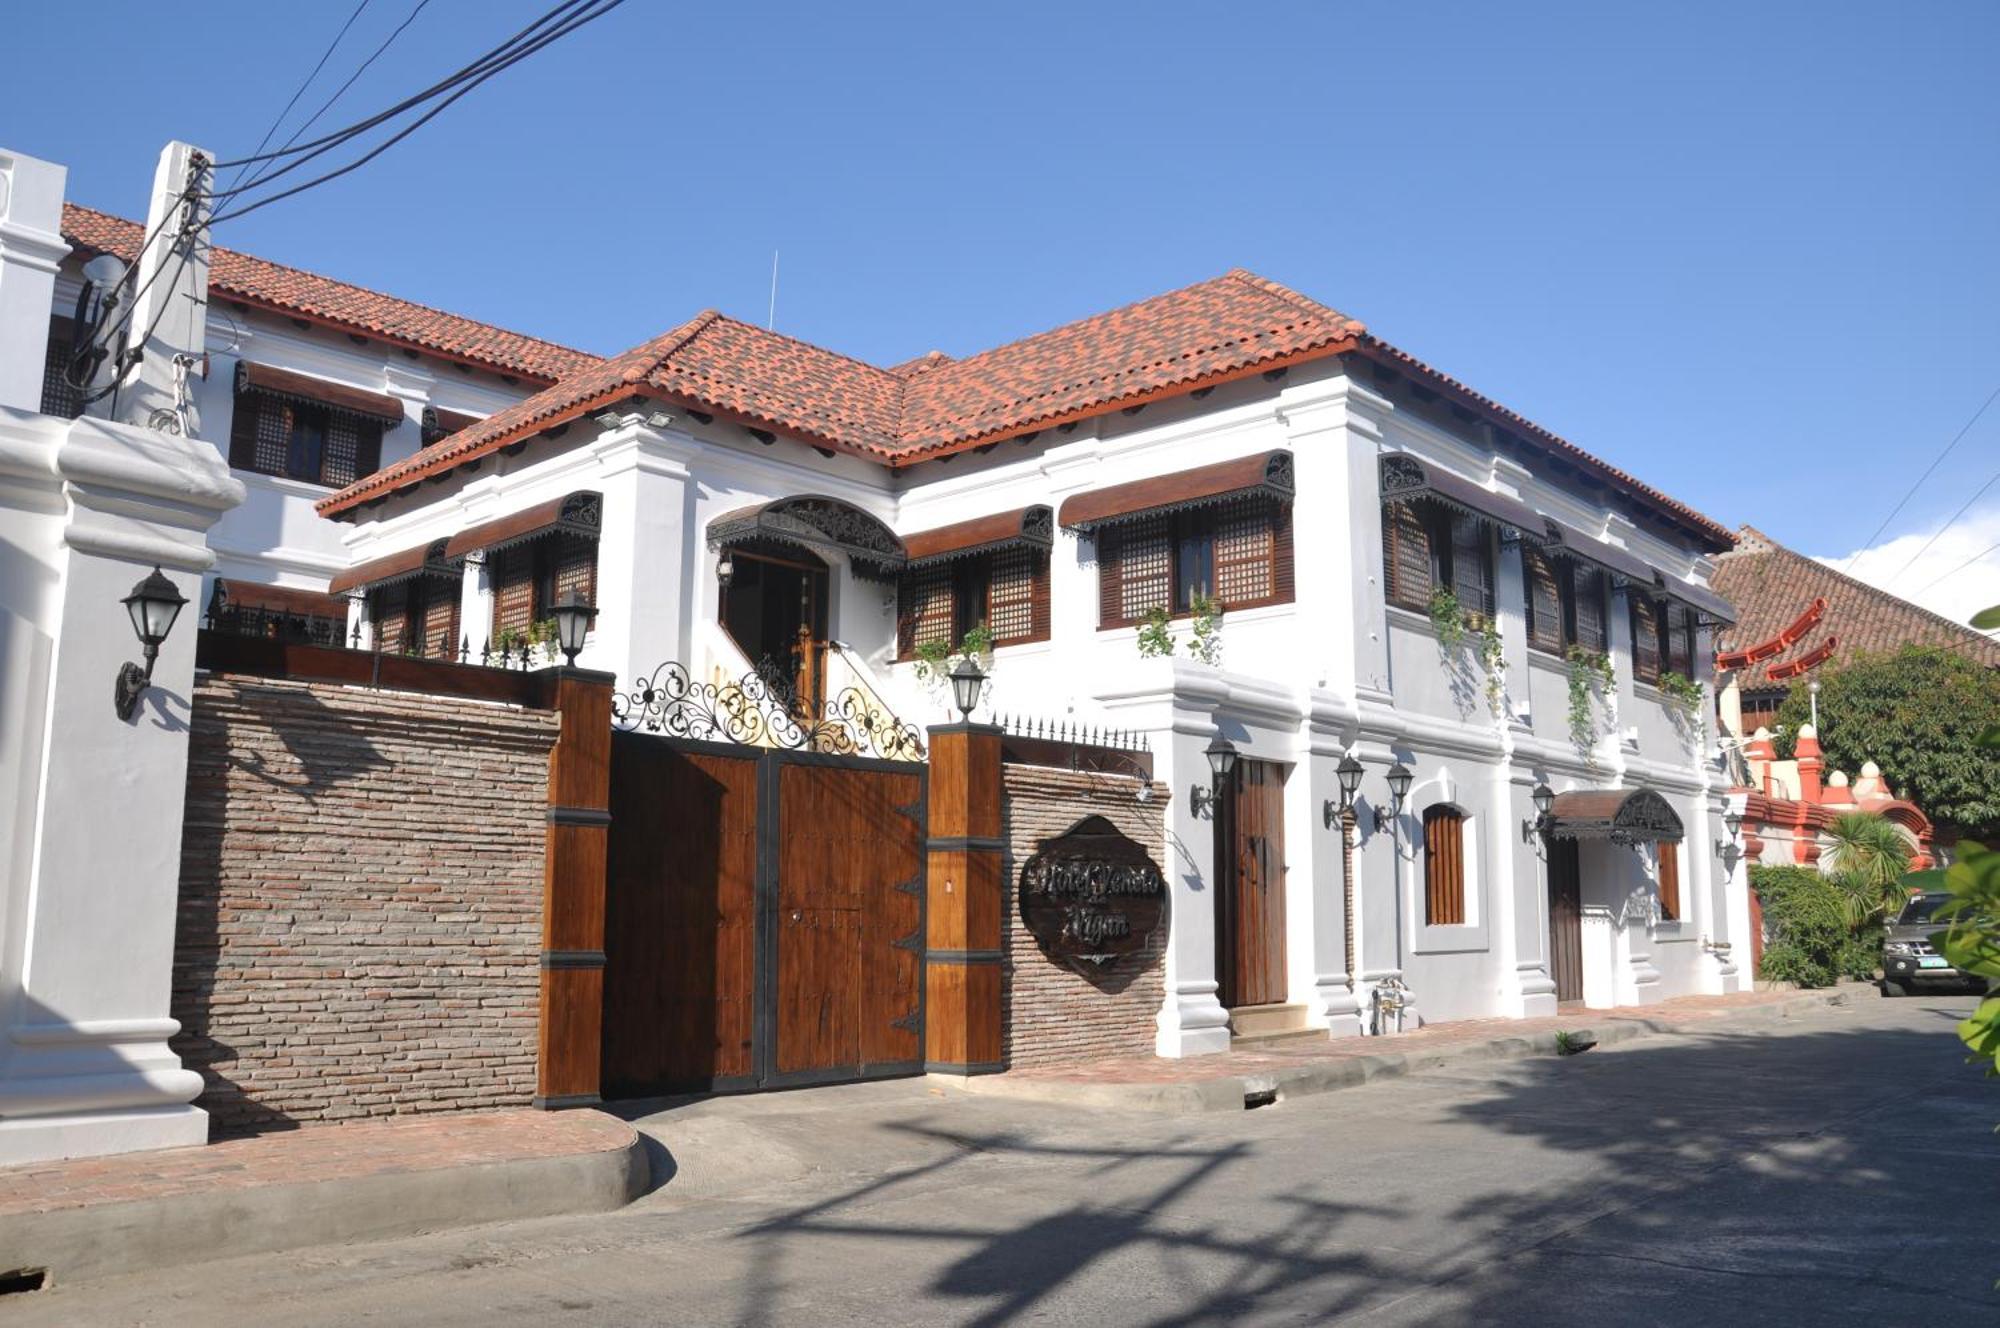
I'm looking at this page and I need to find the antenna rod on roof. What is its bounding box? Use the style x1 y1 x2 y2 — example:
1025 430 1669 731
767 249 779 331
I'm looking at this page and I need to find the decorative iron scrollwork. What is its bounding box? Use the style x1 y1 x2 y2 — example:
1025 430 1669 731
611 660 926 760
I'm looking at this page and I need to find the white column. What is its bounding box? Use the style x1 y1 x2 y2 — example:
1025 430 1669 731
1099 659 1231 1057
589 413 694 684
113 143 212 435
0 413 244 1164
0 149 68 413
1288 691 1360 1035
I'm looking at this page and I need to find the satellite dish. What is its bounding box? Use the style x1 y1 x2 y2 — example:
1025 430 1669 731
82 254 128 289
68 254 134 399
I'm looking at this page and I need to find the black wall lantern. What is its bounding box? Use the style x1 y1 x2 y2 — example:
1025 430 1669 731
716 551 735 591
551 590 598 666
949 657 987 721
115 566 188 721
1373 762 1413 834
1716 807 1745 859
1520 781 1556 843
1323 755 1365 829
1189 735 1238 819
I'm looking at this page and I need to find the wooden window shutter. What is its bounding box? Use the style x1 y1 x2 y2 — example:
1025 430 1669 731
40 325 84 420
1572 566 1606 653
551 533 598 609
1095 532 1122 630
897 564 954 659
1109 515 1172 625
371 583 409 655
1029 550 1051 642
1664 604 1692 676
1271 502 1295 605
1450 515 1493 620
1631 595 1661 684
987 548 1043 646
1423 806 1466 926
490 545 535 642
1524 549 1562 654
1212 498 1278 607
1657 841 1680 921
418 580 459 659
1384 501 1434 610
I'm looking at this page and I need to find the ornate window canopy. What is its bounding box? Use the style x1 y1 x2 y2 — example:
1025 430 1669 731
707 495 907 580
442 490 601 561
1057 449 1294 532
235 360 405 424
327 537 460 596
1378 452 1545 539
1546 787 1684 846
902 504 1054 568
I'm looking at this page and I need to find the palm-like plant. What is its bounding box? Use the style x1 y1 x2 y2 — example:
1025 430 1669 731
1823 811 1915 928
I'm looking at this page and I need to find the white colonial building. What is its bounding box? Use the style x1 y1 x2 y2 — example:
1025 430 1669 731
7 139 1751 1138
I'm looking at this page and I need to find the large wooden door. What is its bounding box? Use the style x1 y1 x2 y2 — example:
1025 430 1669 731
1218 759 1287 1009
1547 837 1584 1003
771 757 924 1083
602 736 924 1096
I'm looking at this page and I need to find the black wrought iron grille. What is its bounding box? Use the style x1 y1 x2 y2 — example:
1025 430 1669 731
611 660 926 760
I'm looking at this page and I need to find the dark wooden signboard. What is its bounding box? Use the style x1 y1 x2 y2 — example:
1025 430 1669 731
1018 815 1166 973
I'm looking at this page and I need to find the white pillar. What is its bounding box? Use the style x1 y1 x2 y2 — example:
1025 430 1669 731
589 413 694 684
0 149 68 412
0 413 244 1164
113 143 213 436
1289 691 1360 1035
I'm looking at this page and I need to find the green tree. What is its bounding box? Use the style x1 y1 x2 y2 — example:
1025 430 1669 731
1773 644 2000 841
1823 810 1914 930
1931 604 2000 1076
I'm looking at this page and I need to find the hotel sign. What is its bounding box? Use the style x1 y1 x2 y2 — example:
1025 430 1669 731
1018 815 1166 972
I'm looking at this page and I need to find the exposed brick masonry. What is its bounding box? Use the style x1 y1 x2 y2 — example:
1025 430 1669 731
1000 766 1168 1069
173 674 558 1134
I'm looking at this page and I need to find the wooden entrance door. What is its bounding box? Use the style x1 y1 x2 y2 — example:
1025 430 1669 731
719 544 830 714
1218 758 1287 1009
771 757 925 1083
1547 836 1584 1003
601 735 925 1096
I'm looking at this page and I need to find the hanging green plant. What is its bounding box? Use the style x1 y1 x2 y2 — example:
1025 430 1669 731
1657 670 1705 735
1427 586 1468 652
911 639 952 685
1136 606 1176 658
1476 617 1507 713
1188 594 1223 666
1566 646 1615 754
913 627 996 686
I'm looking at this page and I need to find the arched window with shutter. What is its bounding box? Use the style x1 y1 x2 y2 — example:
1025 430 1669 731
1423 805 1467 926
1657 840 1681 921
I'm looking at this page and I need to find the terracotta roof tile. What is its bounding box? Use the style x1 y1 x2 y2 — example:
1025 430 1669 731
61 204 598 383
1712 525 2000 687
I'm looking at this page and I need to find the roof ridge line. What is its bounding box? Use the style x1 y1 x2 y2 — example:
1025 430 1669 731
1753 532 2000 647
61 202 601 366
1225 268 1364 332
701 311 904 381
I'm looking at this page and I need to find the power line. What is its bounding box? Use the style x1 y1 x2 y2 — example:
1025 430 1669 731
1913 535 2000 597
233 0 436 199
1841 382 2000 577
208 0 624 226
1883 463 2000 588
221 0 375 198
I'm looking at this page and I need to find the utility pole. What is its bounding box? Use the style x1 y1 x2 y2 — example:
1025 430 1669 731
107 141 213 436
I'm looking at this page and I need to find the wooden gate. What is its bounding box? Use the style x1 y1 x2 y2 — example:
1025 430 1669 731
1217 758 1287 1009
602 733 925 1095
1547 836 1584 1003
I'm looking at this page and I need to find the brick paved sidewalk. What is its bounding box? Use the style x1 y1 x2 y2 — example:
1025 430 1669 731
958 985 1862 1112
0 1109 646 1284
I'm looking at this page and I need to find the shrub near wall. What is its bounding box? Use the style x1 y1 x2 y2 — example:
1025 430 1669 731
1751 865 1874 988
1001 765 1168 1068
173 674 558 1134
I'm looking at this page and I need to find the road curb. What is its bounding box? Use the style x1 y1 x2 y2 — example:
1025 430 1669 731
956 987 1858 1115
0 1116 650 1285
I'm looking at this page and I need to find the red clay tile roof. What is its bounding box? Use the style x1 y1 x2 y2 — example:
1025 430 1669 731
60 204 598 384
1712 525 2000 688
312 266 1729 551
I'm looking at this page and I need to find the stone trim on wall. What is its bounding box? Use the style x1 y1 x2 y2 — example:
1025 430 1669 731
1001 765 1168 1069
172 674 558 1133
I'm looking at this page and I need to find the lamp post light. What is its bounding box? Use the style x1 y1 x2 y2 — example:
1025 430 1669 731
948 657 986 721
550 590 598 667
1324 755 1365 829
114 566 188 721
1372 762 1412 834
1520 781 1556 843
1189 735 1238 819
1808 678 1820 729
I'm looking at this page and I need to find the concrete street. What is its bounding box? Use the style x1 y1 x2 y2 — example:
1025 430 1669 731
8 993 1995 1326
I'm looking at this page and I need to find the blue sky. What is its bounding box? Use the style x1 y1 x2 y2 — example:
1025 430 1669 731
6 2 1996 622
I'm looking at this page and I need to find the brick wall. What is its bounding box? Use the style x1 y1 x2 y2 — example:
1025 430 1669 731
173 674 558 1134
1001 765 1168 1068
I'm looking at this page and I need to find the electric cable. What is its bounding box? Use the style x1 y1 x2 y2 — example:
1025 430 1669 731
207 0 624 226
220 0 375 198
1882 464 2000 589
1841 383 2000 576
